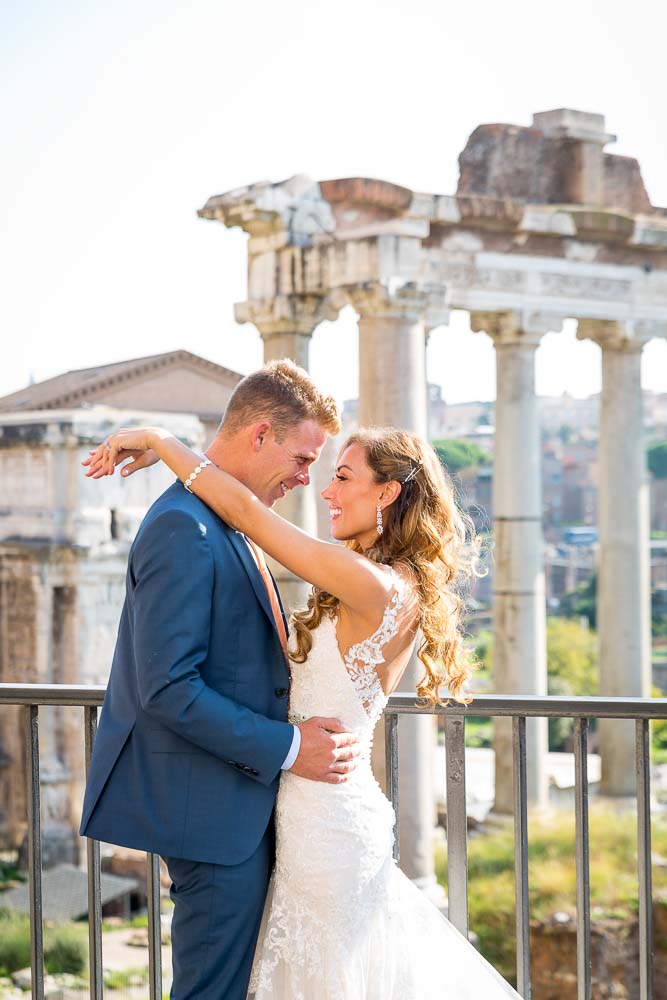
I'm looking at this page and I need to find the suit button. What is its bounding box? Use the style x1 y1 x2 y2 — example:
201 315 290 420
275 688 288 698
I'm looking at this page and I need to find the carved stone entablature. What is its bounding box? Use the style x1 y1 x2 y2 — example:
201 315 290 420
631 216 667 250
568 209 636 243
343 280 449 327
452 195 525 231
235 294 341 338
201 109 667 340
470 309 563 346
441 252 667 323
319 178 413 214
576 318 667 351
199 174 334 246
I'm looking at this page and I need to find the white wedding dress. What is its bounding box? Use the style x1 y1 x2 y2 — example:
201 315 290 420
248 578 519 999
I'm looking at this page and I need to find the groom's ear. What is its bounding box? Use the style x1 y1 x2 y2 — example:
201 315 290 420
250 420 272 452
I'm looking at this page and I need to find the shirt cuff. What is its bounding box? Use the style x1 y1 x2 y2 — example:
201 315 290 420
281 725 301 771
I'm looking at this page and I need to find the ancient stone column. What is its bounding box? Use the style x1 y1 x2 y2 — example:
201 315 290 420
352 282 447 897
470 310 552 813
238 295 334 613
577 320 654 795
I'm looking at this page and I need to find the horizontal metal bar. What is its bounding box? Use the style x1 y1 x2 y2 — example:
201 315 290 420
0 683 105 706
385 693 667 720
2 685 667 720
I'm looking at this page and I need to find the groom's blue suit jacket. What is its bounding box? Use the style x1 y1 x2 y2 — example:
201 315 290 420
80 481 294 866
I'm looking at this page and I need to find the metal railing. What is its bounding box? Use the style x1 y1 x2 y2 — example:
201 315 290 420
385 693 667 1000
0 684 161 1000
1 684 666 1000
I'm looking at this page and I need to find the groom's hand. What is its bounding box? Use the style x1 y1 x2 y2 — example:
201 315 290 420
290 717 360 784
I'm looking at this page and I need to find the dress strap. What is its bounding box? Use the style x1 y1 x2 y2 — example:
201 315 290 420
343 577 405 719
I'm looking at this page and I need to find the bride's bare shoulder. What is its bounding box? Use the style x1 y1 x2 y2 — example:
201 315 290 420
388 561 421 621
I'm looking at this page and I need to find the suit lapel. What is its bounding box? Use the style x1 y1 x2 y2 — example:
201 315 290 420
227 529 283 640
267 564 290 638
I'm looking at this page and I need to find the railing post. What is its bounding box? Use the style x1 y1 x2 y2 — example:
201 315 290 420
445 711 468 936
574 718 591 1000
384 712 400 862
147 853 163 999
512 716 531 998
24 705 44 1000
84 707 103 1000
636 718 653 1000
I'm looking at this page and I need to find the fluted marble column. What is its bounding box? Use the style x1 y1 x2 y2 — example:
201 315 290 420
352 282 448 895
577 319 654 795
471 311 552 813
239 295 335 613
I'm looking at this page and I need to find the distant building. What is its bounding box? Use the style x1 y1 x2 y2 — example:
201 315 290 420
0 349 243 443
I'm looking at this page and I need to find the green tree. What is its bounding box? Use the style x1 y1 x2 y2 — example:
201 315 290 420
473 618 598 750
562 574 597 629
548 616 598 750
432 438 492 475
474 628 494 674
648 441 667 479
546 617 598 696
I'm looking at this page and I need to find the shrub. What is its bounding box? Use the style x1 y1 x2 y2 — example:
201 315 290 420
44 923 87 975
0 910 31 974
0 910 87 976
103 967 148 989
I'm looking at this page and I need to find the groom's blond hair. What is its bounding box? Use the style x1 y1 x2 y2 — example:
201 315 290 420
219 359 340 439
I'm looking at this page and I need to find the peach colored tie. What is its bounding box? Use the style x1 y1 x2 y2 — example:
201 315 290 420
245 538 288 654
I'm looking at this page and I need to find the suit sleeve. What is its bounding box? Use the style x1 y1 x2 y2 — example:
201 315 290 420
131 508 294 786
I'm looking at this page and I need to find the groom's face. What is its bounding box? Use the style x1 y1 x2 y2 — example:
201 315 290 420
252 419 328 507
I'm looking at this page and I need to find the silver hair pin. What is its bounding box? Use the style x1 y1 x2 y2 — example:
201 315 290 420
403 462 422 485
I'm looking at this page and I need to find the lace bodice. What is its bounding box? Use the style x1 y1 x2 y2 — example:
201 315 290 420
287 580 404 741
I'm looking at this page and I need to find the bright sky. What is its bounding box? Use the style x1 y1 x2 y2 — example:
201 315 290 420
2 0 666 406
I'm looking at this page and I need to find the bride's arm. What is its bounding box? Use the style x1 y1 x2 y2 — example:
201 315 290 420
87 428 392 617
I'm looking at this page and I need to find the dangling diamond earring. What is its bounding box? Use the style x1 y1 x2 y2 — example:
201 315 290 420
376 504 384 536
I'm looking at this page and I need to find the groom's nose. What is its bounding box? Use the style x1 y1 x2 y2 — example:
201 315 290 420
293 469 310 486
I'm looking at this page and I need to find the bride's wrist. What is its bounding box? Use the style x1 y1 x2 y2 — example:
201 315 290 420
147 427 174 451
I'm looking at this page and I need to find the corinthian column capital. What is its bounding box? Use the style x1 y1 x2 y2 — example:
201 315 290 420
235 294 341 339
470 309 563 347
347 281 449 327
576 318 663 352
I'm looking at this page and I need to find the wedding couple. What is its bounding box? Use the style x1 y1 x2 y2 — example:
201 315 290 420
80 360 518 999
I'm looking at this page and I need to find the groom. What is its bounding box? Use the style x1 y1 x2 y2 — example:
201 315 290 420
80 360 359 999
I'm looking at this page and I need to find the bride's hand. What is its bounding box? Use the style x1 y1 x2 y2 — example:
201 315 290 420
82 426 172 479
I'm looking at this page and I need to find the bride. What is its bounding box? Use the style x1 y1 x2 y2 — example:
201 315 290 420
86 423 518 999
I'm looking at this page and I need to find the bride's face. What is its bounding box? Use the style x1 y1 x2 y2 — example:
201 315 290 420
321 443 384 548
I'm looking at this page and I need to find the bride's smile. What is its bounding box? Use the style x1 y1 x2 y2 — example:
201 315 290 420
321 442 395 550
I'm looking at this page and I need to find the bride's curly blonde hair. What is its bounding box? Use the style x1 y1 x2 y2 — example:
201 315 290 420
290 427 477 704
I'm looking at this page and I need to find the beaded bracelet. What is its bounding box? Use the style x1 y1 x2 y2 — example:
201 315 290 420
184 457 212 493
